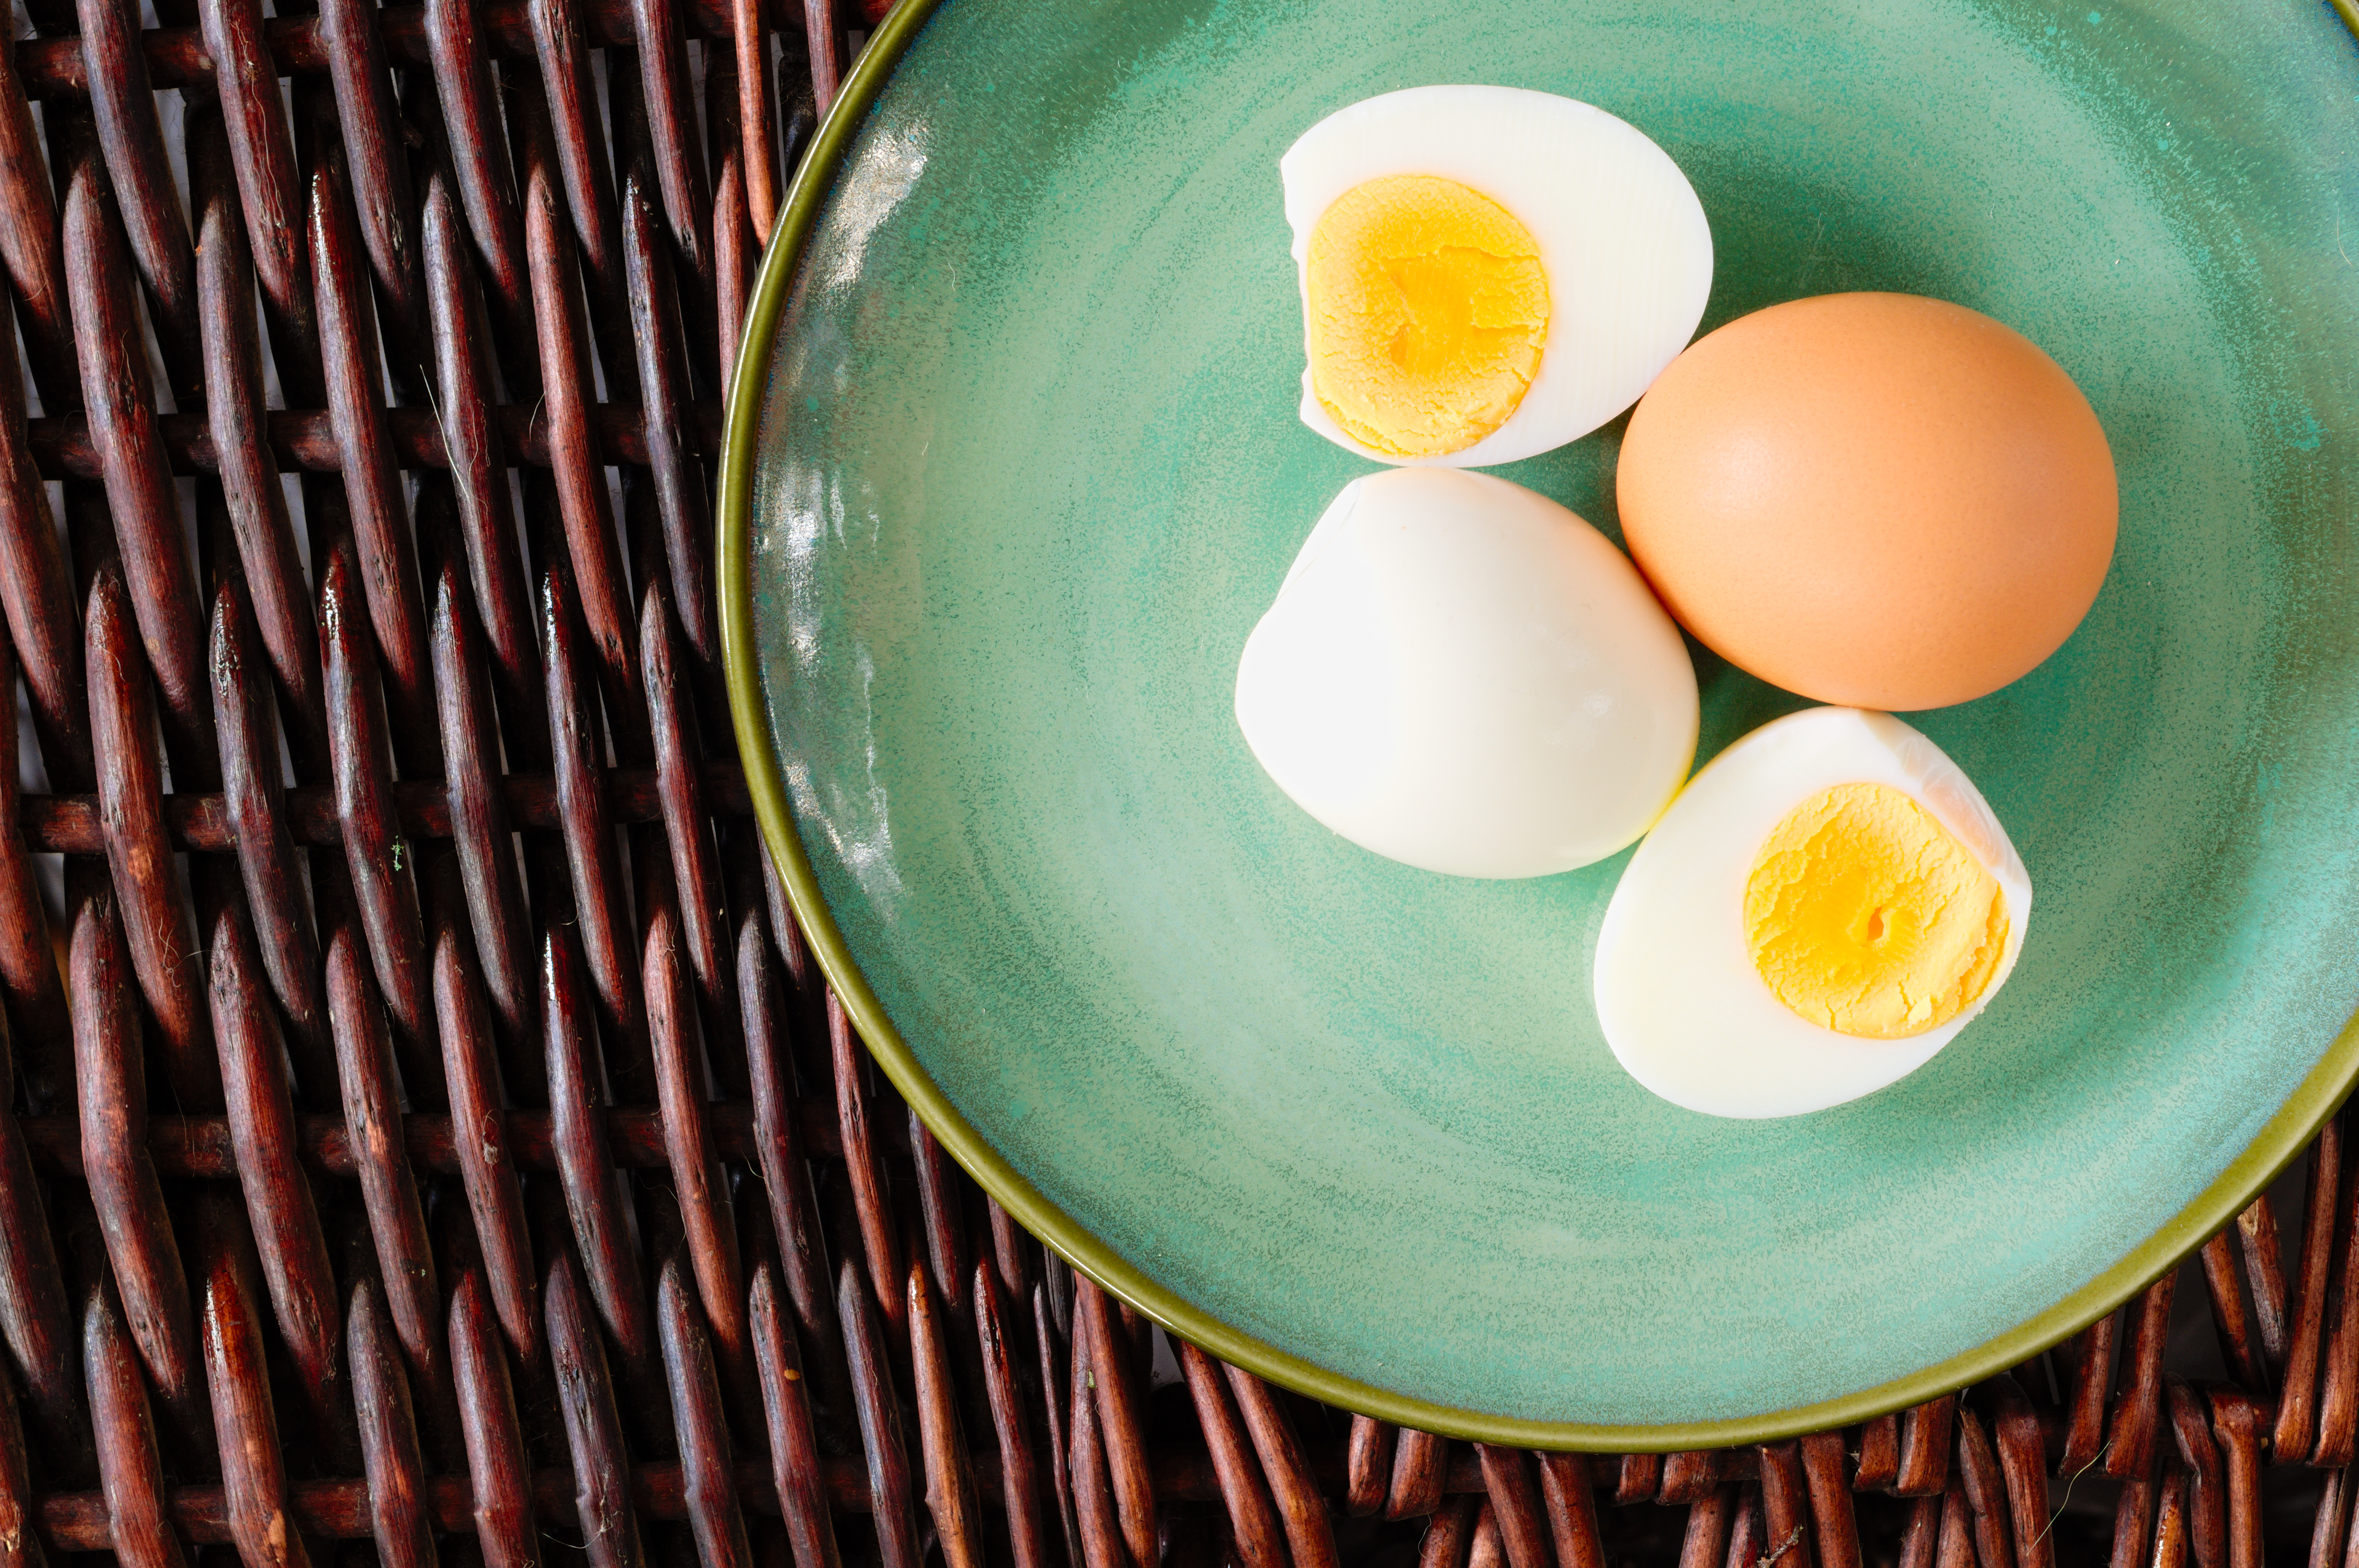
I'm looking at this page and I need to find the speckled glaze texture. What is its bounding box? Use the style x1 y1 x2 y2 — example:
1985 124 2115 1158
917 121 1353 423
750 0 2359 1429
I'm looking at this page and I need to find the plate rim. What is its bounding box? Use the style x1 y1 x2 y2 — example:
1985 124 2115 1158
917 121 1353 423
718 0 2359 1450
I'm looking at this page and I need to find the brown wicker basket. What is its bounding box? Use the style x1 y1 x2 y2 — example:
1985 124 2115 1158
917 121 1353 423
0 0 2345 1561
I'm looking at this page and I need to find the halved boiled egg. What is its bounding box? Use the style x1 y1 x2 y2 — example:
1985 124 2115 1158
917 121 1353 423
1594 707 2031 1118
1235 468 1697 878
1280 86 1713 467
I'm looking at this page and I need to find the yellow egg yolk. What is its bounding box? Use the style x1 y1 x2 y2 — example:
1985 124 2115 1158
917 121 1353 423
1743 782 2010 1039
1304 174 1550 458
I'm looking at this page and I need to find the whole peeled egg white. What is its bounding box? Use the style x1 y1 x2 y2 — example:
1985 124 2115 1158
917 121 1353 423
1234 468 1698 879
1595 707 2032 1118
1281 86 1714 467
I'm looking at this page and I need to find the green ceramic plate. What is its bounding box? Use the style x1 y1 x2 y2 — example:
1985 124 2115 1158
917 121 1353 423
722 0 2359 1446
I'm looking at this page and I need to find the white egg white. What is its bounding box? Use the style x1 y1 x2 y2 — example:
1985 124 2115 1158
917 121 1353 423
1593 707 2032 1118
1280 85 1714 468
1235 468 1698 878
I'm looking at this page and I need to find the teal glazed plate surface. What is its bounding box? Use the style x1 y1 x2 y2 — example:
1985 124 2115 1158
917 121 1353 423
723 0 2359 1445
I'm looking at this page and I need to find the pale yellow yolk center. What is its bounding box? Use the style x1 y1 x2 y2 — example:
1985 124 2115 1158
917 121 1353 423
1304 174 1550 458
1744 782 2010 1039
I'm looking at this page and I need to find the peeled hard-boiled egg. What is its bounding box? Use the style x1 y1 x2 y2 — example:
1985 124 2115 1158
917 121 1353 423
1281 86 1713 467
1234 468 1697 878
1595 707 2031 1118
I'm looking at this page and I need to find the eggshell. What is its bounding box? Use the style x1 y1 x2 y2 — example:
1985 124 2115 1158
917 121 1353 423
1615 293 2117 711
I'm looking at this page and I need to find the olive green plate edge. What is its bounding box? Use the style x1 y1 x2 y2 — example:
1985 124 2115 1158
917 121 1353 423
716 0 2359 1451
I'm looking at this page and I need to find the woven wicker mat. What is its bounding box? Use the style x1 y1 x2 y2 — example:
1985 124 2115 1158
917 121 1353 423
0 0 2345 1560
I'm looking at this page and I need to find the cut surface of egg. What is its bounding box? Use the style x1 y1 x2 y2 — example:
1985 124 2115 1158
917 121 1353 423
1280 86 1713 467
1234 468 1698 879
1594 707 2032 1118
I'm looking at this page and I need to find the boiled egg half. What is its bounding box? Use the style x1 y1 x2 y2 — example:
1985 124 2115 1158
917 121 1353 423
1234 468 1697 879
1595 708 2031 1118
1280 86 1713 467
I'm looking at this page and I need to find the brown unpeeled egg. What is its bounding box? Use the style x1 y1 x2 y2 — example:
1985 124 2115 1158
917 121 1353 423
1617 293 2116 711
